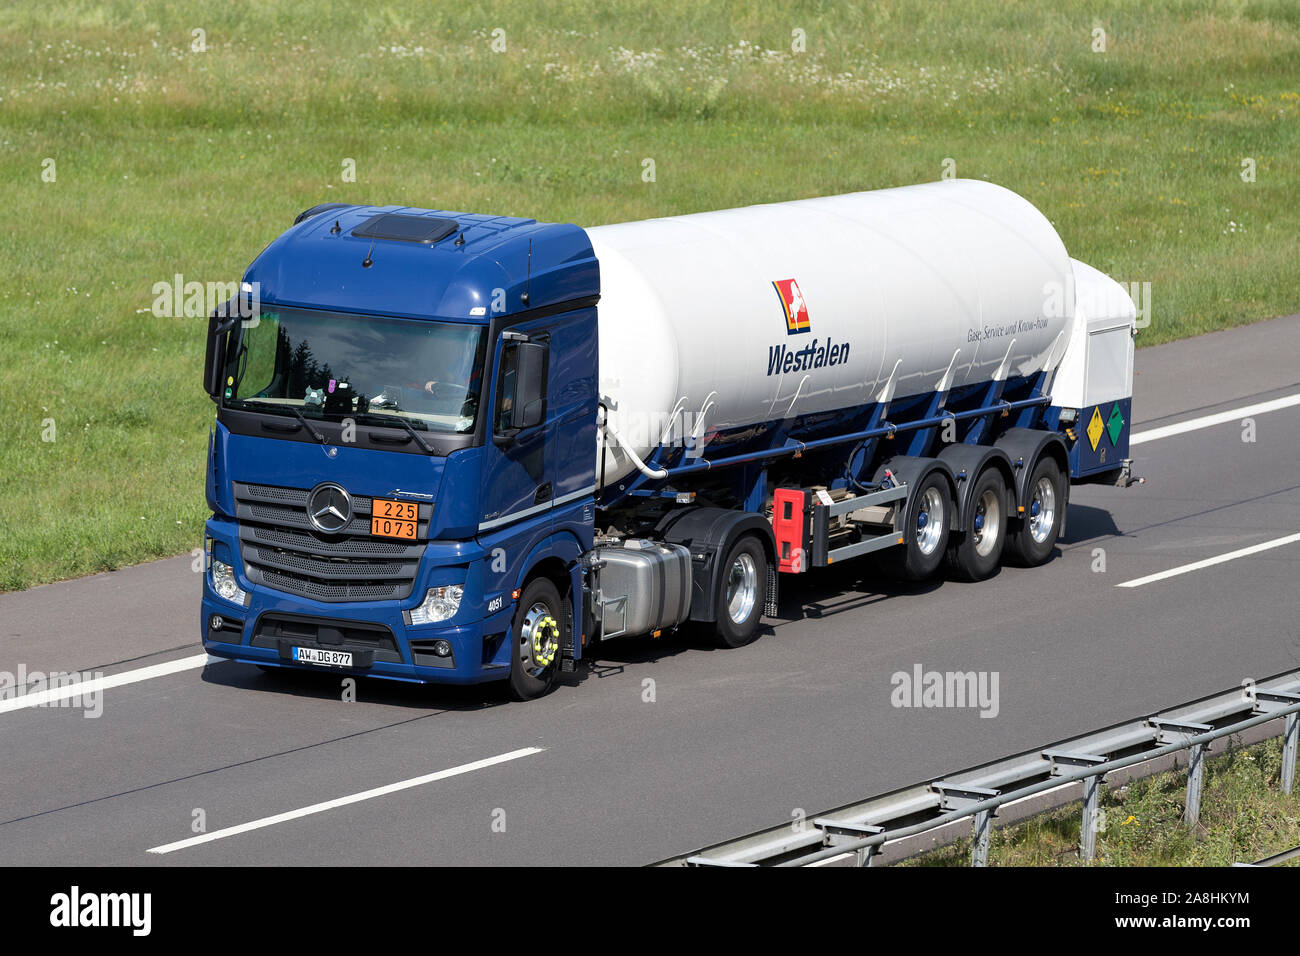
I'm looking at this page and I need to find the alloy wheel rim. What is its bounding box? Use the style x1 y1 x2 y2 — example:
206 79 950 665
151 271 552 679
916 487 945 555
1029 477 1056 544
972 487 1001 557
726 553 758 624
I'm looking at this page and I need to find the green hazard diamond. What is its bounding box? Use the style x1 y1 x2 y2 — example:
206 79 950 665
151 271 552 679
1086 406 1104 451
1106 404 1125 446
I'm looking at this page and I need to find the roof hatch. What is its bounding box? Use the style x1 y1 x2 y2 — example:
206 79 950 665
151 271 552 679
351 213 459 244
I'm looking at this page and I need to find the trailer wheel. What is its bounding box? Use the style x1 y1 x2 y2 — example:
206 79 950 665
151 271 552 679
946 468 1007 581
507 577 565 701
1005 457 1064 567
712 536 767 649
898 471 952 581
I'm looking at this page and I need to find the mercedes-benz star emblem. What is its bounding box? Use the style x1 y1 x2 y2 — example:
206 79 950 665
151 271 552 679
307 482 352 533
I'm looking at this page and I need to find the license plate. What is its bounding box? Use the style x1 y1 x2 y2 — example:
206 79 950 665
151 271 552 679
292 646 353 668
371 497 419 540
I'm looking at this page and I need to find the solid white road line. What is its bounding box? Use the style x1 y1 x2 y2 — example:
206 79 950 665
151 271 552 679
146 747 545 854
0 653 219 715
1116 532 1300 589
1130 393 1300 445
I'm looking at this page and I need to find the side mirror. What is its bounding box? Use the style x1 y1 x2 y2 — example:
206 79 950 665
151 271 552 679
509 341 547 430
203 303 236 400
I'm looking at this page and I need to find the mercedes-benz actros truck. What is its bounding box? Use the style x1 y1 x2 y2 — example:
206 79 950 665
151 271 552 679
201 180 1136 700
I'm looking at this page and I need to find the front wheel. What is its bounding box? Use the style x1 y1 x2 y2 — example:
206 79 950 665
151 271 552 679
712 536 767 649
507 578 566 701
1005 457 1064 567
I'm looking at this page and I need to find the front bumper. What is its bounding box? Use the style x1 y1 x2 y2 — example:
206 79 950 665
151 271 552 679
202 516 515 685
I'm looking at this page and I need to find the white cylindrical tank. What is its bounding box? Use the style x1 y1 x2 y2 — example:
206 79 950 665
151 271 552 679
590 179 1075 485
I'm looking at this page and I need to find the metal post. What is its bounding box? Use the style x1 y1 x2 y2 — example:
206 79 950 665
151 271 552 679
933 783 999 868
1042 749 1108 863
971 810 992 867
1253 691 1300 796
1184 742 1205 828
1151 718 1212 830
1283 712 1298 796
813 819 883 868
1080 774 1101 862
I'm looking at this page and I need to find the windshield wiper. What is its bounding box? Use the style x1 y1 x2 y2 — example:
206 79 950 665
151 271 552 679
358 411 436 454
238 400 329 444
287 405 329 444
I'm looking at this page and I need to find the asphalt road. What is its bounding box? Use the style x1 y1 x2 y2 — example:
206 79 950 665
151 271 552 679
2 314 1299 866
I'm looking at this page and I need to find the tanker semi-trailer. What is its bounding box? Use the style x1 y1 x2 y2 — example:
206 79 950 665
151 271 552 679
201 180 1137 700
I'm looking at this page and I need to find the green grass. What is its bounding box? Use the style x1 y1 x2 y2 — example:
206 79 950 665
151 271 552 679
902 736 1300 866
1 0 1298 590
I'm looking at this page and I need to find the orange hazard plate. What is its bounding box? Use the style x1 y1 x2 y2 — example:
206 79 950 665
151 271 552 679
370 498 419 539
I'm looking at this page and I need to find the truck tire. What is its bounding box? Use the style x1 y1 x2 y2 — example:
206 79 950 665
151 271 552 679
1005 456 1064 567
896 471 953 581
946 467 1007 581
507 577 565 701
712 536 767 649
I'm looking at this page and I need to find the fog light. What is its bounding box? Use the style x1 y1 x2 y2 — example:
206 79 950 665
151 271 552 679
408 585 464 625
210 559 249 606
210 614 225 631
432 639 452 657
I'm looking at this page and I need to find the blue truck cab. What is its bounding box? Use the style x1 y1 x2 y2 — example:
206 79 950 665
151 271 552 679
202 204 601 699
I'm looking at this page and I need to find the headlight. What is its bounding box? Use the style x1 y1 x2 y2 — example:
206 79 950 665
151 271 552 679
211 559 249 606
408 585 464 625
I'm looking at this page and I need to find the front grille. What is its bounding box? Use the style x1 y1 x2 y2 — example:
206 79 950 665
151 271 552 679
234 481 430 603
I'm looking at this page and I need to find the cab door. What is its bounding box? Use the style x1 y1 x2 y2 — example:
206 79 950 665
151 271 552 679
478 320 553 535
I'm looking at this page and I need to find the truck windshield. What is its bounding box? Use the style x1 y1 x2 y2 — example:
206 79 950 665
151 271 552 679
222 306 488 435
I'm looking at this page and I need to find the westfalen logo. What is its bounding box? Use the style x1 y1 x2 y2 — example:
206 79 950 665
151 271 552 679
772 278 810 334
767 277 851 377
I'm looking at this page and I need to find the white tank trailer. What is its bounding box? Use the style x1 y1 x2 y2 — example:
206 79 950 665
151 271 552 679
579 179 1137 660
590 179 1134 486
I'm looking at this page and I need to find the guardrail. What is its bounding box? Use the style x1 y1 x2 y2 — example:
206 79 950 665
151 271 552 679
661 668 1300 867
1236 844 1300 867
